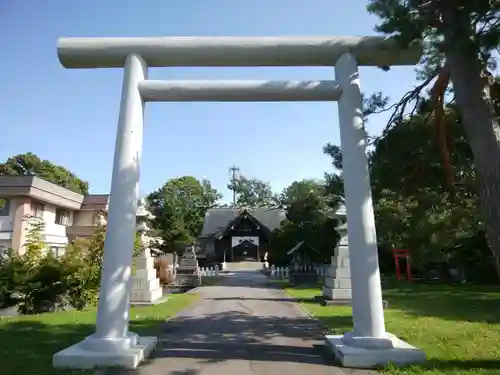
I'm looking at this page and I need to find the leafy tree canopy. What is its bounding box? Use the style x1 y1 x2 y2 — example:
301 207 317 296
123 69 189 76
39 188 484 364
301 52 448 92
323 97 495 280
364 0 500 275
0 152 89 195
270 179 341 264
228 174 279 208
147 176 222 253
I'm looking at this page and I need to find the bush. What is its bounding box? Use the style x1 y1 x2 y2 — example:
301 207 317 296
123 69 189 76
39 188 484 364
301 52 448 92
0 217 69 314
0 249 25 309
60 233 103 310
0 218 97 314
0 221 146 314
17 255 70 314
0 250 70 314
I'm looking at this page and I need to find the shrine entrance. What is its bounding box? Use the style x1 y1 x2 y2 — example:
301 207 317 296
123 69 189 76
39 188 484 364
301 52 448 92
53 35 422 370
231 236 259 261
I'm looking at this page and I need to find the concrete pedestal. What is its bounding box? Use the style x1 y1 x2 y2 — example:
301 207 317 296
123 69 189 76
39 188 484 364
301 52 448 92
53 333 157 369
323 215 352 301
324 333 426 368
323 250 352 300
130 250 163 305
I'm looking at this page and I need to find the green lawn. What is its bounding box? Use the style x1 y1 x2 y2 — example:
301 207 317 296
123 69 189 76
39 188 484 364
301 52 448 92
0 293 199 375
285 281 500 375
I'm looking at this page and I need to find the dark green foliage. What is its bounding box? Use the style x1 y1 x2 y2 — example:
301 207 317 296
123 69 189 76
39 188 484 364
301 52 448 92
361 0 500 280
0 152 89 194
16 255 70 314
0 222 144 314
147 176 222 253
228 174 279 208
367 0 500 58
323 100 496 282
270 179 341 264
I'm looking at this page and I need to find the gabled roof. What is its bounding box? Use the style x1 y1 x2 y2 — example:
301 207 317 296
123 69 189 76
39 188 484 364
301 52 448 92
250 207 287 232
286 241 319 256
199 208 240 238
233 239 258 248
199 207 286 238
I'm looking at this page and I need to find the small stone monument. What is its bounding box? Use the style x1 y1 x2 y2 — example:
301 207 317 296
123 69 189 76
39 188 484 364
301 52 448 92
95 211 107 226
323 199 352 302
130 198 164 305
175 244 200 288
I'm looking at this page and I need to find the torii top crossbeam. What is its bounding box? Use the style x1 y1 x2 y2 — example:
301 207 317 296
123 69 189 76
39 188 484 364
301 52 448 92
57 36 421 69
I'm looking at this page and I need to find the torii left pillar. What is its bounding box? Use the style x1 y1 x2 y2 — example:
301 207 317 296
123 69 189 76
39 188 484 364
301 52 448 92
53 54 157 369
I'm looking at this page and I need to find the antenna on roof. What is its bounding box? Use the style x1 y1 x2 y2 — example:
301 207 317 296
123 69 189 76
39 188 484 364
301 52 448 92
228 166 240 207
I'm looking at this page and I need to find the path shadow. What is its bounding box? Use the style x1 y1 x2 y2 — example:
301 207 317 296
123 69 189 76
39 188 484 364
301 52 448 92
131 310 341 373
158 310 328 342
206 297 316 303
154 342 330 366
169 370 200 375
110 309 345 374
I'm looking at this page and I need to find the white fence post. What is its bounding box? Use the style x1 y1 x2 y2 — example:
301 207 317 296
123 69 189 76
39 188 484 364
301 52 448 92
197 266 220 278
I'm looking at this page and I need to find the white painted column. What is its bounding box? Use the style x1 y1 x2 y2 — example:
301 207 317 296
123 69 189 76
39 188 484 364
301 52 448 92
335 53 387 342
91 54 147 348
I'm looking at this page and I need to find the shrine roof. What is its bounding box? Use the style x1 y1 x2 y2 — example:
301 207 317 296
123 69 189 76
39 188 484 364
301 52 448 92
199 206 286 238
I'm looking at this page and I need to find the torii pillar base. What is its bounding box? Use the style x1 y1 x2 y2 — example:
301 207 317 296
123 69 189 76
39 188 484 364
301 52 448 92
324 333 426 369
53 334 157 370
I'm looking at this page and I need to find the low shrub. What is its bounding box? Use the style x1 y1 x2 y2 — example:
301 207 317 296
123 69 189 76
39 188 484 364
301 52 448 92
0 219 144 315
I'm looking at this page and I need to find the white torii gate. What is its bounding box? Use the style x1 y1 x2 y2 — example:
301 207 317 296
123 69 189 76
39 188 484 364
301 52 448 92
53 36 425 370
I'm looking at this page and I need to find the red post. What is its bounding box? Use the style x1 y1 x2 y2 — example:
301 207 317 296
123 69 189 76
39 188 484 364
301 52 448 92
406 256 413 282
394 252 401 280
392 249 412 282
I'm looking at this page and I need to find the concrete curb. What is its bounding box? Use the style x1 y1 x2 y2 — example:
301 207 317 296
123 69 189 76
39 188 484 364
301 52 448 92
162 294 204 324
281 288 315 318
278 286 333 334
277 284 356 339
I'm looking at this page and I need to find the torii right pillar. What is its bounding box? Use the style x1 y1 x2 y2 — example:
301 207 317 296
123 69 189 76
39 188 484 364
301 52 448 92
323 53 426 368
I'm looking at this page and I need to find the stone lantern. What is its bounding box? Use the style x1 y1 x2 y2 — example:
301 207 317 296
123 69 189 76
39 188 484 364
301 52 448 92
136 198 154 248
130 198 163 304
322 199 352 301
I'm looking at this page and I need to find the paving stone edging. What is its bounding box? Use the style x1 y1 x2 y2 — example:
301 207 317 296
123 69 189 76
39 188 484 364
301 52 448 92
277 285 332 334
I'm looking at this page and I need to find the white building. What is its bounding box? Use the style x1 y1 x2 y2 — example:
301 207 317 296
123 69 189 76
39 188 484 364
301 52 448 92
0 176 109 255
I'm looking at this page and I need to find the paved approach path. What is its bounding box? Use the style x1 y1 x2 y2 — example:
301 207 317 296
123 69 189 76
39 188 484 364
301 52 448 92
122 270 374 375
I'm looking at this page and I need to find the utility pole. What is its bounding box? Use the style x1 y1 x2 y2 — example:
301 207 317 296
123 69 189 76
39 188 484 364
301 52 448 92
228 166 240 206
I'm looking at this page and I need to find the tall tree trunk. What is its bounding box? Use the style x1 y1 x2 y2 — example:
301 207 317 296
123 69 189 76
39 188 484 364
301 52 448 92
442 8 500 280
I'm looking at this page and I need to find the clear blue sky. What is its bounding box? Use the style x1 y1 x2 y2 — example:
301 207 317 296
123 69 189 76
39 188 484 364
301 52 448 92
0 1 418 201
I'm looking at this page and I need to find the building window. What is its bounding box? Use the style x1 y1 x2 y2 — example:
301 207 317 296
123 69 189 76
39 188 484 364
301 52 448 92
30 202 45 219
50 246 66 258
55 208 72 226
0 199 10 217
